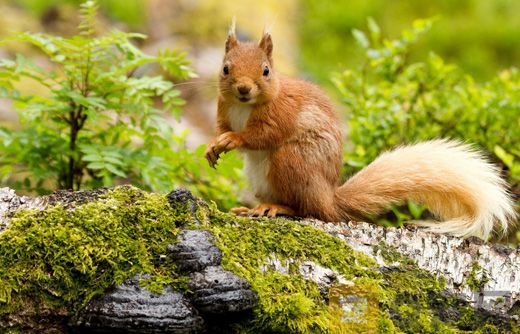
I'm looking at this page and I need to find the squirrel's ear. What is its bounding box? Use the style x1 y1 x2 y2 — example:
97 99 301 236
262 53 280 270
259 32 273 60
225 18 238 53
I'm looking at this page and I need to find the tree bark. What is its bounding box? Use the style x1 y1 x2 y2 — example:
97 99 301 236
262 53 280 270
303 219 519 316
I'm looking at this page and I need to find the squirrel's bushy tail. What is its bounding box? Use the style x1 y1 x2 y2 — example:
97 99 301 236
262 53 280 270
333 140 517 239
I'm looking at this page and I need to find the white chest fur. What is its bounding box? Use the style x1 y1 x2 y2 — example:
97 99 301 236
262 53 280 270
244 150 273 201
227 105 273 201
228 105 252 131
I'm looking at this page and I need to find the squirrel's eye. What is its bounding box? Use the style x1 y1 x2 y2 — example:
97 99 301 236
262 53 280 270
263 66 270 77
222 65 229 75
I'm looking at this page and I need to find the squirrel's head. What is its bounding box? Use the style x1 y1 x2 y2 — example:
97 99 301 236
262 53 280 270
219 21 279 105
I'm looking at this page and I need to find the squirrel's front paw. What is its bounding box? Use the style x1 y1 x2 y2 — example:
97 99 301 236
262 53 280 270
204 140 220 168
204 132 243 168
215 132 243 153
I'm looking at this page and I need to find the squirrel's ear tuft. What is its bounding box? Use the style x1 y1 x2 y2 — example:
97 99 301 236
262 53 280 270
225 17 238 53
259 32 273 60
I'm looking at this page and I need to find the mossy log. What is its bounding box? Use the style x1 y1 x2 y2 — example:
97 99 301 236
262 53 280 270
0 186 518 333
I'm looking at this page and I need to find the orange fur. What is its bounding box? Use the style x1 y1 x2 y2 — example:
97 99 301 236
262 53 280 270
204 27 517 239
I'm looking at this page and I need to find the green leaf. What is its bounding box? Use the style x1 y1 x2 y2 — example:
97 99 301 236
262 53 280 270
86 162 105 170
494 145 514 169
104 164 126 177
102 156 124 165
407 201 425 220
82 154 102 162
352 29 369 49
367 17 381 44
367 17 380 35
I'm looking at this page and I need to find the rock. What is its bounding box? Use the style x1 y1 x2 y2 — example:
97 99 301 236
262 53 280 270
168 230 222 272
73 275 205 334
188 266 258 314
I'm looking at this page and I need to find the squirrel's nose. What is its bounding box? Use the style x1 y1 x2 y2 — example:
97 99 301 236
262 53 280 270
237 85 251 95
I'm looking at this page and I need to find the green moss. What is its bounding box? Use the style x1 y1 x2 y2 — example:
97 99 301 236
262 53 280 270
0 186 187 317
374 242 416 266
372 244 455 333
465 262 490 292
201 207 517 334
201 204 380 333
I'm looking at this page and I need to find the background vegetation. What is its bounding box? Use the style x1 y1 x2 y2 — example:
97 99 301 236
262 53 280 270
299 0 520 83
0 0 518 241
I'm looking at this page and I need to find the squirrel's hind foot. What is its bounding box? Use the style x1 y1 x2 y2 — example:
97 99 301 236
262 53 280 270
231 203 295 218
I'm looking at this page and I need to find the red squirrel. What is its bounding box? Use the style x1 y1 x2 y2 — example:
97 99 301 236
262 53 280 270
204 23 517 239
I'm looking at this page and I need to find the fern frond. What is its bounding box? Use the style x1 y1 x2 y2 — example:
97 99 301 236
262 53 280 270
158 49 197 79
79 0 99 37
10 33 61 58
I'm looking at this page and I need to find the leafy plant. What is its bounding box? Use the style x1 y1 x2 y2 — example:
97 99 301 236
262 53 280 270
0 0 244 208
333 19 520 232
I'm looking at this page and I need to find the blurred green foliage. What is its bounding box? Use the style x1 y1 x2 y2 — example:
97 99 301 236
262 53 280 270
299 0 520 83
12 0 145 29
333 19 519 230
0 1 243 209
